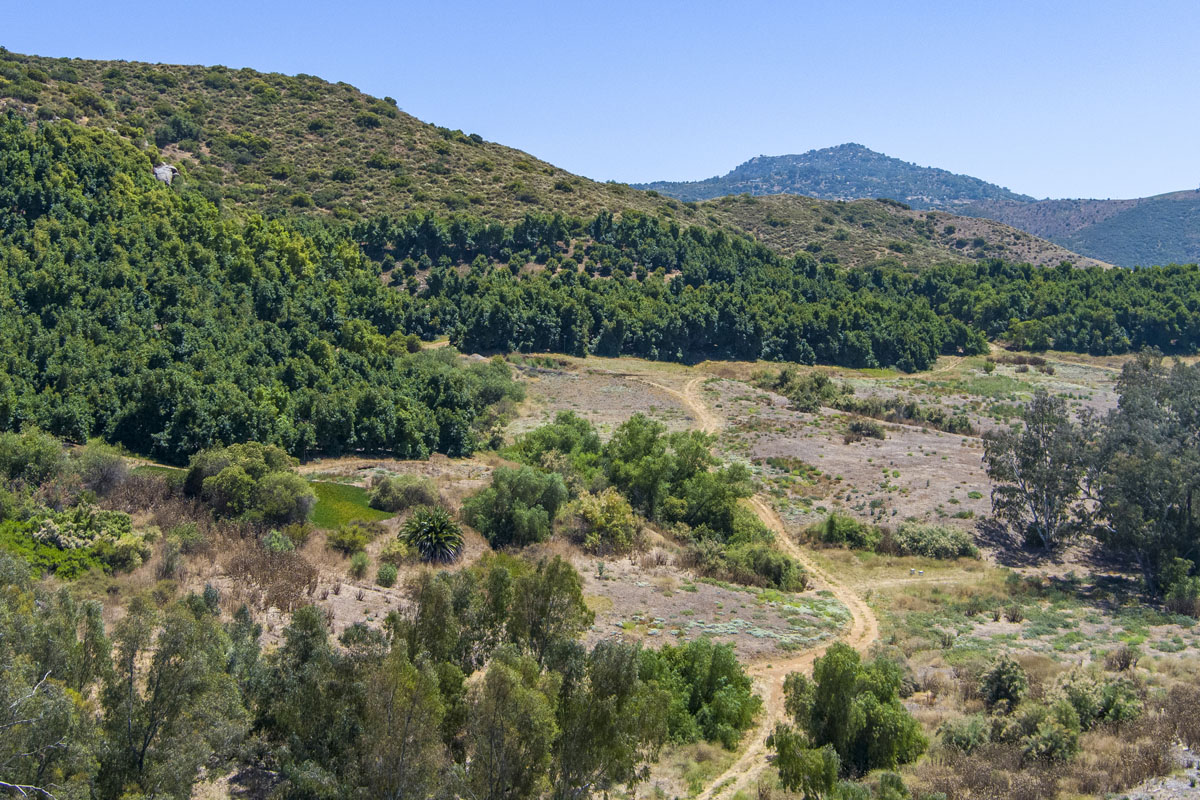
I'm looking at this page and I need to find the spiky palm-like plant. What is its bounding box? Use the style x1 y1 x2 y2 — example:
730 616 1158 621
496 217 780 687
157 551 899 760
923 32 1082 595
400 505 464 562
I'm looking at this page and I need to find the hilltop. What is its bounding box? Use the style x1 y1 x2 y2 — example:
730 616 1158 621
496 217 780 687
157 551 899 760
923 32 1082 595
638 144 1199 267
635 143 1033 208
0 49 1094 269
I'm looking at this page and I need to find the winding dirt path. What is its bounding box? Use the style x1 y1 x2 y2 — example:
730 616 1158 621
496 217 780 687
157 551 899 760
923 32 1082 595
643 374 881 799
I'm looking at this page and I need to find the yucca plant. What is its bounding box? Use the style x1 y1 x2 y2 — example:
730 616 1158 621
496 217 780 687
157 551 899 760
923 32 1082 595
400 505 464 562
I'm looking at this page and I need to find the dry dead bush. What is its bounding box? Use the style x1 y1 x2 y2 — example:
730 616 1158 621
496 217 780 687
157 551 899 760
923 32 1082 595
918 744 1057 800
639 547 670 569
1167 683 1200 748
1104 644 1140 672
1063 715 1176 795
225 545 318 612
103 473 175 512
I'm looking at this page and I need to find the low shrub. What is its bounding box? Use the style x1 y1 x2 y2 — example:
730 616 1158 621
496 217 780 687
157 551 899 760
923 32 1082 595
980 657 1029 713
938 714 990 754
349 551 369 579
892 522 978 559
813 513 880 551
564 487 637 554
376 563 398 588
327 520 383 555
368 474 438 512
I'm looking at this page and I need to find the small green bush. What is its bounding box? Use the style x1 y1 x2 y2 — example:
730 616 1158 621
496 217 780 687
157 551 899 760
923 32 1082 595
376 562 397 587
378 537 410 566
327 521 380 555
349 551 369 579
565 487 637 554
980 657 1029 713
369 474 438 512
938 714 990 754
814 513 880 550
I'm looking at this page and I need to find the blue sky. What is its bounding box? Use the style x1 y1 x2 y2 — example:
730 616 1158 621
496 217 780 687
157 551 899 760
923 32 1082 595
3 1 1197 199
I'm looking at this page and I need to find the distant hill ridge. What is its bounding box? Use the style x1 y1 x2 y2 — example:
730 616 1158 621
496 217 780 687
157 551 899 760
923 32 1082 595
635 144 1034 208
0 48 1100 269
639 145 1200 267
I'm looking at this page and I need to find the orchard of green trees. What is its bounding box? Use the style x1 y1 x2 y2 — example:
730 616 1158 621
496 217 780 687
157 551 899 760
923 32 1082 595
0 114 520 463
984 354 1200 613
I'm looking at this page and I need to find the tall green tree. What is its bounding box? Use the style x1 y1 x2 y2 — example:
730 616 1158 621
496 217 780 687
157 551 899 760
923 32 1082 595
778 643 925 777
983 389 1087 548
551 641 668 799
462 651 559 800
358 644 447 800
1088 354 1200 590
98 598 247 800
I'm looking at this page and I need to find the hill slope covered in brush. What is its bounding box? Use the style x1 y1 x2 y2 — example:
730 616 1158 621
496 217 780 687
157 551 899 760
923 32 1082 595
0 48 1097 269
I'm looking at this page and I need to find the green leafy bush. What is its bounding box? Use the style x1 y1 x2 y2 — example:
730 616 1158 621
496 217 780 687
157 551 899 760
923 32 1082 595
327 521 380 555
1053 670 1142 730
462 466 566 548
814 514 880 550
368 474 438 512
376 563 398 587
937 714 990 754
0 429 65 485
980 657 1029 713
187 443 314 523
349 551 369 578
891 523 978 559
564 488 637 554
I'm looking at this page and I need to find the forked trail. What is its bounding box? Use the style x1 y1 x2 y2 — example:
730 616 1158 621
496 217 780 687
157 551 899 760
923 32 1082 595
648 375 881 799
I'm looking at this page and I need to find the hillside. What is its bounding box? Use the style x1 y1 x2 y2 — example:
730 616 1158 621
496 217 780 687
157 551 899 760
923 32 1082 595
966 191 1200 267
639 143 1200 268
697 193 1108 269
636 143 1033 208
0 49 1094 270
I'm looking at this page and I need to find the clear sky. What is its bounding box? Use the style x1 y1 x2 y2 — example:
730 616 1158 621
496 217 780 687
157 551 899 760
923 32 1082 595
3 0 1197 199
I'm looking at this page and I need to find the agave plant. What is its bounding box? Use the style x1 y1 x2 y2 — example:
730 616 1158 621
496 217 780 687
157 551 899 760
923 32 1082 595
400 505 464 562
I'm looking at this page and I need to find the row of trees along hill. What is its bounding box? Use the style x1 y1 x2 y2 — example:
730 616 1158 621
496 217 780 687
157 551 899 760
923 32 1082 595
984 353 1200 614
370 210 1200 366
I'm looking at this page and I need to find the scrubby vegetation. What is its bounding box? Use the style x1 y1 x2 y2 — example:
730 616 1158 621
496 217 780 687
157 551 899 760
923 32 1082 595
500 412 808 590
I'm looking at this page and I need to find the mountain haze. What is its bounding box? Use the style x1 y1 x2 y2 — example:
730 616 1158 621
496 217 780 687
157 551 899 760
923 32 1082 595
0 48 1097 269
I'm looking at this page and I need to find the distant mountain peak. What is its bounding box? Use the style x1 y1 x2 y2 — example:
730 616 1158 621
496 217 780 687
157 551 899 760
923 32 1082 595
635 145 1034 208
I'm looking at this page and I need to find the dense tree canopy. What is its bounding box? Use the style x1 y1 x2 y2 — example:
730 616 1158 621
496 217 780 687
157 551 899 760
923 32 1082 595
0 114 519 462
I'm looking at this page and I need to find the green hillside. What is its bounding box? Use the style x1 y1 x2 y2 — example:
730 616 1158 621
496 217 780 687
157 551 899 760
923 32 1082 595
636 144 1033 207
967 192 1200 267
0 48 1092 270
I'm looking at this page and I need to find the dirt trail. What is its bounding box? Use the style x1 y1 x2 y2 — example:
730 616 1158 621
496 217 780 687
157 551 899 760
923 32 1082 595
649 375 880 799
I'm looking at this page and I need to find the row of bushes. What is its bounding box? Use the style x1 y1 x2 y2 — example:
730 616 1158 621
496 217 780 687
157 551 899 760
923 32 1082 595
812 514 979 559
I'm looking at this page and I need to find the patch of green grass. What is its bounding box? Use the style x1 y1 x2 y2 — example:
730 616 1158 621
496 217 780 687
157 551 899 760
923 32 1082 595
131 465 183 477
310 481 392 529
